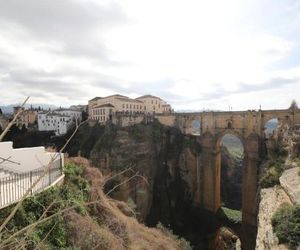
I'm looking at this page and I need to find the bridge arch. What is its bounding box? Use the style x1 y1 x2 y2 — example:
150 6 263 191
215 133 245 210
198 130 261 227
264 118 279 139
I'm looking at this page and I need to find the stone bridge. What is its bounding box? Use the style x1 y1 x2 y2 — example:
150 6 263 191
156 108 300 227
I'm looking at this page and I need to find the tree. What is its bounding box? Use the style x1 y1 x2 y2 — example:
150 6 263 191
289 100 298 110
0 108 2 115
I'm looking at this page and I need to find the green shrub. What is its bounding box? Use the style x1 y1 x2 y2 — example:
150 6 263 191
0 162 90 249
259 158 285 188
217 207 242 224
272 203 300 248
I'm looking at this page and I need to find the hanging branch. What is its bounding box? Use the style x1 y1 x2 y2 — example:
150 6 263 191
0 96 30 142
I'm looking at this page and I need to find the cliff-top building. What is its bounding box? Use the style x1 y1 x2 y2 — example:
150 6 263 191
136 95 172 114
13 106 38 128
88 94 172 121
37 108 82 135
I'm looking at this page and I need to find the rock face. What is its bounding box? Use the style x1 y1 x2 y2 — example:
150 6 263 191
256 187 291 250
89 123 200 224
212 227 241 250
279 167 300 205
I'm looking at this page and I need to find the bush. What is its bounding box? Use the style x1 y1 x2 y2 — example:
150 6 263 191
272 203 300 248
217 207 242 224
0 162 90 249
259 158 285 188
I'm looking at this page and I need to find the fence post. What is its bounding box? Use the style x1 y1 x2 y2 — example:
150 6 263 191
49 164 51 185
60 154 63 175
29 172 33 195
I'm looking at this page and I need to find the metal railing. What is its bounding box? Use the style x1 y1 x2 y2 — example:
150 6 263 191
0 157 64 209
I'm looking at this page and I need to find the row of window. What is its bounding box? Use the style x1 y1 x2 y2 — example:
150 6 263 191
94 116 107 121
93 109 106 115
122 104 144 110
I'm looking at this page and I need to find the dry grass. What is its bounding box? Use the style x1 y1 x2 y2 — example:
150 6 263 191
67 157 188 250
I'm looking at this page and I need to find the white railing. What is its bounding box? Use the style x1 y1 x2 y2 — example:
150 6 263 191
0 157 64 209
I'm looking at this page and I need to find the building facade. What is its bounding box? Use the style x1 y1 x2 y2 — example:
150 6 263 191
37 108 82 135
55 109 82 123
37 112 72 135
135 95 172 114
13 107 38 128
91 104 115 123
88 94 172 121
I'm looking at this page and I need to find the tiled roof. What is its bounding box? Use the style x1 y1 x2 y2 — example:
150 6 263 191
116 97 144 103
93 104 115 108
136 95 162 100
106 94 129 99
89 97 102 101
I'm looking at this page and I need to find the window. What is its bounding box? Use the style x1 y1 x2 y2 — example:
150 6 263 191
123 104 125 108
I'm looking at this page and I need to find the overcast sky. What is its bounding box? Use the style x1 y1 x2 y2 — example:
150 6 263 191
0 0 299 110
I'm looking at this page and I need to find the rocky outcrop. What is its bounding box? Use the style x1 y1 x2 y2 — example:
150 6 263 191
212 227 241 250
256 187 291 250
279 167 300 205
90 127 159 221
89 123 201 225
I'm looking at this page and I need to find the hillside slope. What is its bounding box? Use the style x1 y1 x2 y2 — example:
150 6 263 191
0 157 191 250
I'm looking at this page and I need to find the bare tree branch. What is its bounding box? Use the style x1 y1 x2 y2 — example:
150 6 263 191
0 156 21 165
0 96 30 142
0 120 86 235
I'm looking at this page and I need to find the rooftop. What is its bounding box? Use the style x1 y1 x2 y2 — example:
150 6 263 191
136 95 162 100
93 103 115 108
116 97 144 103
89 97 102 101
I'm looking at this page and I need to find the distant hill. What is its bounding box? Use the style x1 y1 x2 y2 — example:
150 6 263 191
0 104 58 114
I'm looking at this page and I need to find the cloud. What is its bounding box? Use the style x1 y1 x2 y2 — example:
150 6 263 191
0 0 128 64
0 0 299 110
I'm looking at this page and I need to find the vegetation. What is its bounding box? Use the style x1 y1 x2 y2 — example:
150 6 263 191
289 99 299 110
259 136 288 188
217 207 242 224
0 158 190 249
0 161 89 249
221 134 243 159
156 222 192 250
259 157 285 188
272 203 300 248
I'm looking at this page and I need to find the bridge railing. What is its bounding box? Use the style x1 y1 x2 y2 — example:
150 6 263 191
0 157 64 209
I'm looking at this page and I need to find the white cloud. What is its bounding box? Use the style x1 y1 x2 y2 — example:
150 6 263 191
0 0 299 110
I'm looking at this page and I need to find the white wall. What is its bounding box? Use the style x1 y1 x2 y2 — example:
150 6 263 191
0 142 63 174
37 112 72 135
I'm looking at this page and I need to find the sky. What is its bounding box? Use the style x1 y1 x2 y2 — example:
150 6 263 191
0 0 299 111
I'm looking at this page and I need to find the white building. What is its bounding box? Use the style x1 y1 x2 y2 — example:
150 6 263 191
37 108 82 135
37 112 72 135
56 108 82 122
